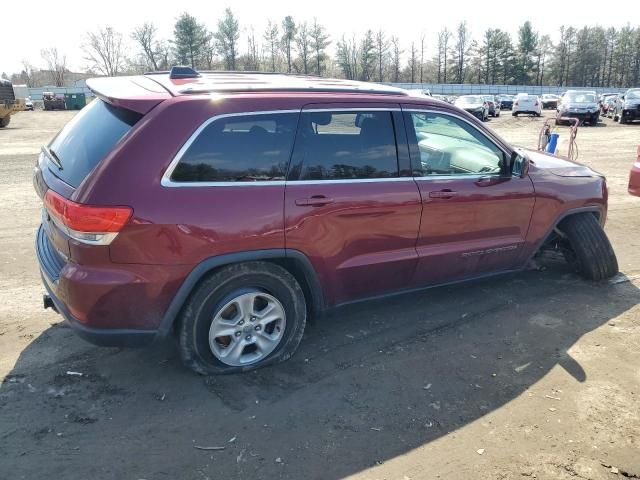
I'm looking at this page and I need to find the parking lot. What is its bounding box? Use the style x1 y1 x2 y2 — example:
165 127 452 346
1 109 639 479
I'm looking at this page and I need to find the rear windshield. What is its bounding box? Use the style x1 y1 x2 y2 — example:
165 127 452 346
47 99 142 187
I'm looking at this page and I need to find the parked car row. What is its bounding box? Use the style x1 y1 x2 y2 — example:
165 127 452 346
426 88 640 126
600 89 640 124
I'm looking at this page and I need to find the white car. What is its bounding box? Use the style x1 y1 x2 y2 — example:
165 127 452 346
512 94 542 117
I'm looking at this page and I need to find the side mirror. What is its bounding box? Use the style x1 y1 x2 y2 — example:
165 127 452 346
511 151 529 178
620 95 625 101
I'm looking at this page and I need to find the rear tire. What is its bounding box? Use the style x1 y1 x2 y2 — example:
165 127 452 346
559 213 618 281
177 262 307 375
0 115 10 128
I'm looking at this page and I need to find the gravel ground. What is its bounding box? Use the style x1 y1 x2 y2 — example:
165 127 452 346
0 109 639 480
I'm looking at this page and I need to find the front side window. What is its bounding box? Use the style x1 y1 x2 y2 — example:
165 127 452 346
406 112 505 176
293 111 399 180
170 112 298 182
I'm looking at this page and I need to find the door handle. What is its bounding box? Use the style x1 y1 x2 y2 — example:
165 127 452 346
429 190 458 199
295 196 335 207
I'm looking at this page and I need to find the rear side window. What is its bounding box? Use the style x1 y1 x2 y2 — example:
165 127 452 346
170 113 298 183
293 111 398 180
47 99 142 188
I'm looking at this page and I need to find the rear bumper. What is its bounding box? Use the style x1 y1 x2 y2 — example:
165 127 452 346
36 225 188 346
41 273 157 347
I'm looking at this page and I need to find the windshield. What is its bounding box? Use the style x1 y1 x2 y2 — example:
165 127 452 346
627 90 640 100
47 99 142 188
564 92 597 103
459 96 482 104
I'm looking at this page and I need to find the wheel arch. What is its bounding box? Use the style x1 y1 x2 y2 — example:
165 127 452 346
157 249 324 337
528 206 604 262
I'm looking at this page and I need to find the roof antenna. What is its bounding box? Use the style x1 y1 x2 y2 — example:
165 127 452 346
169 66 201 79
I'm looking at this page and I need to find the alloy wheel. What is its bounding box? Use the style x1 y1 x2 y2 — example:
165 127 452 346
208 291 286 366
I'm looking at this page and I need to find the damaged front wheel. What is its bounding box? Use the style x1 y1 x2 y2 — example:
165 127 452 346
559 213 618 281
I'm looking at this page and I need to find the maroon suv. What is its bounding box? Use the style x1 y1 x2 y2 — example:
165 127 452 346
35 67 618 374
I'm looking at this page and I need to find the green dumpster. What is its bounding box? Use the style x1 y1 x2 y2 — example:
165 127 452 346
64 93 86 110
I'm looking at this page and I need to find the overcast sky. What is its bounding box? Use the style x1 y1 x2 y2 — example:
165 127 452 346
3 0 640 75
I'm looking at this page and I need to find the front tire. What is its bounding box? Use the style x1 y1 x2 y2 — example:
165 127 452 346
177 262 307 375
559 213 618 281
0 115 10 128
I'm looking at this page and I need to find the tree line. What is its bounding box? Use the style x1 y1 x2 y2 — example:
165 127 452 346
6 10 640 89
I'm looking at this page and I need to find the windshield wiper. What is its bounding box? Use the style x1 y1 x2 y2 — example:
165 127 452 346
42 145 63 170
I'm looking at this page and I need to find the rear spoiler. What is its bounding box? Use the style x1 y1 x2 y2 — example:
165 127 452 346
86 76 171 115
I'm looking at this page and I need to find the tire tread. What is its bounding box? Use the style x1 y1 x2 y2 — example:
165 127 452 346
560 213 618 281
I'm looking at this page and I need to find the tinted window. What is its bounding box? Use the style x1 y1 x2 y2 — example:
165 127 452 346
295 111 398 180
47 99 142 188
407 112 504 176
171 113 298 182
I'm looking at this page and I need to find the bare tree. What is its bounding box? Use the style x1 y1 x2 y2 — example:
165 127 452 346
84 27 126 76
131 22 160 71
452 21 470 83
390 36 402 82
408 41 418 83
20 60 36 87
420 34 426 83
245 28 261 71
40 48 67 86
264 20 280 72
374 30 389 82
436 28 451 83
295 22 312 74
204 36 217 70
156 41 171 70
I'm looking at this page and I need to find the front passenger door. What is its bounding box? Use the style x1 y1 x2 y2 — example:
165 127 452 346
404 109 536 286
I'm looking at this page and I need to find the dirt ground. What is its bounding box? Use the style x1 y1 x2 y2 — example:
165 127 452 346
0 109 639 480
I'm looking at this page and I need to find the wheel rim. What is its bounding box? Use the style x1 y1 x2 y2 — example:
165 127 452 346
208 291 286 367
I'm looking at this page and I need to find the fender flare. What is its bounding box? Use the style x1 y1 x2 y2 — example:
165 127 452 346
157 249 324 337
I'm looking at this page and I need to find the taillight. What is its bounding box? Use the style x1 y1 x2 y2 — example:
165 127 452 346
44 189 132 245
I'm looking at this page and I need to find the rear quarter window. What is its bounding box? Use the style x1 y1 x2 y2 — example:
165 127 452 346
47 99 142 188
169 112 298 183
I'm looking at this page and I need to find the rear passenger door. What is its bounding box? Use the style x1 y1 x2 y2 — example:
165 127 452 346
284 105 422 306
